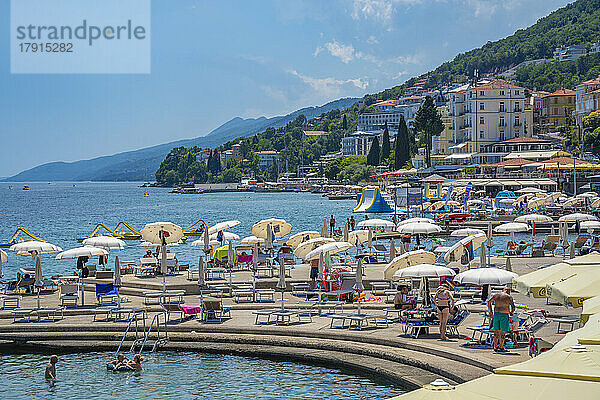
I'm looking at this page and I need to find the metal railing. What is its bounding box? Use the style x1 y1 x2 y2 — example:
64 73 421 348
115 311 146 357
135 312 168 354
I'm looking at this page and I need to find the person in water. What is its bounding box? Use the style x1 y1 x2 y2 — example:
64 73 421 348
107 353 130 369
45 355 58 380
127 354 143 371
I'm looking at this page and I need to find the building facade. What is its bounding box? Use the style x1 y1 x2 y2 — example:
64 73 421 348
541 89 576 131
357 97 422 131
553 44 587 61
341 131 377 156
257 150 280 168
575 76 600 125
448 80 528 156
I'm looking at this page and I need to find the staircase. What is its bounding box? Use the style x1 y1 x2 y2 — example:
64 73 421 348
116 311 169 356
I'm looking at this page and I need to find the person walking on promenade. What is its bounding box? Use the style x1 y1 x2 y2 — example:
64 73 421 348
434 283 454 341
45 355 58 380
487 287 515 353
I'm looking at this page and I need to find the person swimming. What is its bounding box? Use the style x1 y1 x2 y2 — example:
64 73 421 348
127 354 143 371
45 355 58 380
107 353 129 370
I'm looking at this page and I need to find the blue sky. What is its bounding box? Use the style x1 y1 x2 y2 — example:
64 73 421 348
0 0 571 176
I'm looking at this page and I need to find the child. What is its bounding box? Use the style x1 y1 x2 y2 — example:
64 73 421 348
45 355 58 380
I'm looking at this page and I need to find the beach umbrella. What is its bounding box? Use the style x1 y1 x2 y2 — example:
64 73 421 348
209 231 240 242
287 231 320 249
443 233 487 263
140 222 184 244
277 257 286 310
505 257 512 272
304 241 353 261
208 220 241 235
252 218 291 239
82 236 126 250
293 237 335 259
396 374 600 400
355 258 364 314
466 199 485 206
384 250 436 280
559 213 597 222
203 228 210 254
265 224 273 250
113 256 122 287
515 214 554 224
55 246 109 260
367 228 373 250
356 218 395 228
547 273 600 307
495 344 600 382
397 222 442 235
392 264 455 279
450 228 485 237
240 235 265 245
343 222 349 243
347 230 369 245
0 249 6 264
581 221 600 231
34 257 42 309
480 243 487 268
140 240 181 247
322 218 328 238
10 241 63 267
494 222 530 233
581 295 600 325
454 268 517 286
516 187 544 194
486 222 494 249
397 217 435 226
389 239 396 262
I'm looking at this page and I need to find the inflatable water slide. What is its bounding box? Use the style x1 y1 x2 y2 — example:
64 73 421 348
353 187 393 213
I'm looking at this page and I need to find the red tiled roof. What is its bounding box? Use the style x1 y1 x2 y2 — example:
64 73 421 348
541 157 587 165
474 80 524 90
303 130 328 136
544 88 576 97
479 158 537 168
500 136 551 143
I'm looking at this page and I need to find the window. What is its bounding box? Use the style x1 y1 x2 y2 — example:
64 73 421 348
500 131 505 141
499 101 505 112
479 102 484 110
514 90 520 95
480 116 485 124
554 107 558 115
479 90 484 96
500 90 505 96
515 116 520 126
499 117 505 127
479 130 484 139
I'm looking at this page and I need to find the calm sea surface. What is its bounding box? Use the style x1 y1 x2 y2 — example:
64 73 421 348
0 181 553 277
0 351 404 400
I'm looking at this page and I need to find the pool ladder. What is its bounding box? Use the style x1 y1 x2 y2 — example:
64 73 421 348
116 311 169 356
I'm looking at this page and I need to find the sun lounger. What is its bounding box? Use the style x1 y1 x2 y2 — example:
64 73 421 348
253 309 279 324
143 290 185 305
323 278 356 301
290 282 310 297
111 307 148 322
370 281 391 296
200 300 231 323
11 308 34 323
2 295 21 310
232 288 254 303
162 303 201 323
255 288 276 302
206 267 227 280
96 283 119 306
272 309 313 325
34 307 64 322
59 284 79 307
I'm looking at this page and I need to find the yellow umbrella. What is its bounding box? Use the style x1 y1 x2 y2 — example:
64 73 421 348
383 250 436 280
286 231 320 249
495 344 600 382
549 313 600 351
546 273 600 307
390 374 599 400
581 295 600 324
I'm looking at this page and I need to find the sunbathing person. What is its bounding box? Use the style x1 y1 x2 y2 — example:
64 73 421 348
394 286 415 310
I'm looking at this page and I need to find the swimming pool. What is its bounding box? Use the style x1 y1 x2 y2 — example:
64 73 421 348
0 351 405 399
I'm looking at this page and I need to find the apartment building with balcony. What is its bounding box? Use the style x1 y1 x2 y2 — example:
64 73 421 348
448 80 527 161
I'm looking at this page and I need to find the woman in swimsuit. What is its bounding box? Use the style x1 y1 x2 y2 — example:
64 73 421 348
434 283 455 341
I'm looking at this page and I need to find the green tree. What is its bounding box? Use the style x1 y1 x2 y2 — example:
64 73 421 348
342 114 348 130
583 110 600 131
394 115 411 169
414 96 444 167
367 136 380 166
380 122 391 163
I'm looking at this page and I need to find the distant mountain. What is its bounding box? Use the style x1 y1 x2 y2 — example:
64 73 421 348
4 97 358 182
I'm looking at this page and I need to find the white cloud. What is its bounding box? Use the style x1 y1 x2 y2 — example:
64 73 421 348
324 40 356 63
288 69 368 98
389 53 421 65
392 71 409 80
350 0 425 22
366 35 379 44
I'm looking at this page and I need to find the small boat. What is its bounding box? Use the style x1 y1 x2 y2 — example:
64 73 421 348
144 192 149 197
22 185 30 190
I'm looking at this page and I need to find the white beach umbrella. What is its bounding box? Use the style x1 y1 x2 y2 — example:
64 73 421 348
454 268 518 286
82 236 126 250
140 222 184 244
397 217 435 226
343 222 349 243
304 241 353 261
347 230 369 245
294 237 335 259
581 220 600 231
397 222 442 235
287 231 320 249
516 187 544 194
451 228 485 237
392 264 456 279
577 192 598 199
493 222 530 233
208 220 241 235
34 257 42 309
559 213 598 222
467 199 485 206
140 240 181 247
209 231 240 241
10 241 62 255
198 256 205 286
480 243 487 268
446 200 461 206
114 256 121 287
55 246 109 260
356 218 395 228
252 218 292 239
383 250 436 280
265 224 273 250
203 227 210 254
321 218 328 238
515 214 554 224
240 235 265 245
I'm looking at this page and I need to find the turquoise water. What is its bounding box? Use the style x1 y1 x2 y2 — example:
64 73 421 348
0 351 404 399
0 181 555 277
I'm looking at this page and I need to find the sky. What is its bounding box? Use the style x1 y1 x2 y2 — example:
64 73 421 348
0 0 572 177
